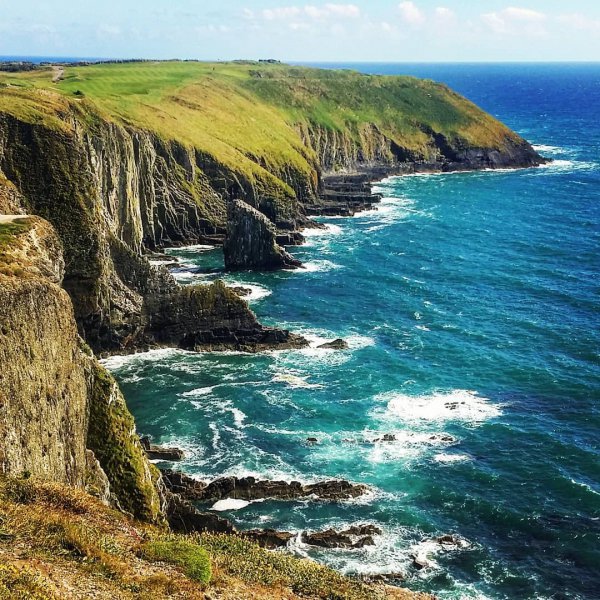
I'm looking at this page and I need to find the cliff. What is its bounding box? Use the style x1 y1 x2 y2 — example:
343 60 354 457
0 216 162 520
0 63 544 340
0 62 544 598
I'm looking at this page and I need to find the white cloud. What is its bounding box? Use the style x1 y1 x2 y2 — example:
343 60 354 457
97 24 121 38
557 13 600 32
503 7 546 22
398 2 425 26
261 4 360 22
482 6 546 35
263 7 302 21
434 7 455 21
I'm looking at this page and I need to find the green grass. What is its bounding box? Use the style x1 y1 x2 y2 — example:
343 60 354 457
0 61 519 172
0 219 31 249
142 540 212 584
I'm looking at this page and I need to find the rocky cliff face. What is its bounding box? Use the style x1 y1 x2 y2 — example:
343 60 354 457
224 200 302 271
299 122 544 180
0 217 163 521
0 112 301 353
0 217 87 486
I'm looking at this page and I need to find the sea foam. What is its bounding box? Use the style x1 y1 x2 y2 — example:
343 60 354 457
374 389 502 425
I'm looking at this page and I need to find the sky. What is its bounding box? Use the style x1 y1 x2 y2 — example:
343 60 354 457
1 1 599 62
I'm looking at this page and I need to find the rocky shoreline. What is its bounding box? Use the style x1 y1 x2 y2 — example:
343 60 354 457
130 156 549 576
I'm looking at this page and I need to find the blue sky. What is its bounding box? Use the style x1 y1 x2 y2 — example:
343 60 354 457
1 1 599 61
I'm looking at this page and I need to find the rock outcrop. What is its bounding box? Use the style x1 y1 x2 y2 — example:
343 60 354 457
224 200 302 270
302 524 382 549
0 112 306 353
140 436 185 461
145 279 307 352
160 470 369 502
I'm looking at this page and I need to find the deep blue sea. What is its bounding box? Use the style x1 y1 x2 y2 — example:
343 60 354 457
104 64 600 600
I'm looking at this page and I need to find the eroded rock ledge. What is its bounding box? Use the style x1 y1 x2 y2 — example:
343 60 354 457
161 470 369 502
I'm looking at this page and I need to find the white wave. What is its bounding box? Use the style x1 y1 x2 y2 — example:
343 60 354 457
228 407 247 428
537 159 598 173
415 325 431 332
532 143 566 154
300 260 343 273
345 334 376 350
210 498 252 511
149 258 177 266
100 347 188 371
223 282 272 302
272 373 324 389
433 453 472 464
170 270 213 283
243 284 272 302
165 244 215 253
302 223 343 237
182 385 217 397
570 478 600 496
373 389 502 425
351 197 399 218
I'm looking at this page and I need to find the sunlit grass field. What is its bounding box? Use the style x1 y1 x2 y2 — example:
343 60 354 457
0 60 518 188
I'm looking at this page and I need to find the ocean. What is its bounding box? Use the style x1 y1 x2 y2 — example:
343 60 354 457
103 64 600 599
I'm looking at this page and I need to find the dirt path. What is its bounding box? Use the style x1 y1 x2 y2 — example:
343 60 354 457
51 65 64 83
0 214 27 223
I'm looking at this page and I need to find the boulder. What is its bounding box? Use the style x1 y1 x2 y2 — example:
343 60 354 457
224 200 302 270
160 469 208 500
241 529 295 549
140 436 184 461
164 491 235 535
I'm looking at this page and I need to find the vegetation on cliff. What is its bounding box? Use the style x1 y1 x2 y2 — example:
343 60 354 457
0 61 539 202
0 218 163 523
0 475 430 599
87 361 164 523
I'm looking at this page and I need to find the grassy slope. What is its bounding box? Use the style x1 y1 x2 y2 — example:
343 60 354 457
0 61 521 186
0 476 431 600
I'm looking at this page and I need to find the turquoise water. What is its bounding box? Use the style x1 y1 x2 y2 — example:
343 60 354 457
104 65 600 599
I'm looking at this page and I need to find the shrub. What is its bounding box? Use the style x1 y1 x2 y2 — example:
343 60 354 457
0 563 56 599
142 540 212 585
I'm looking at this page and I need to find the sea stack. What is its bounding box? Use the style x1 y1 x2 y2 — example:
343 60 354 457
223 200 302 270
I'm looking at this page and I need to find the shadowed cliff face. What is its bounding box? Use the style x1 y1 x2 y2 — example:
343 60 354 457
0 113 303 353
0 217 163 521
299 121 543 180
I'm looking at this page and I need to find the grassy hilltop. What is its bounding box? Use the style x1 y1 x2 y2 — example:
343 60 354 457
0 61 523 191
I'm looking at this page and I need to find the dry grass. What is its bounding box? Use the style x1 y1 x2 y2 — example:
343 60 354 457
0 476 432 599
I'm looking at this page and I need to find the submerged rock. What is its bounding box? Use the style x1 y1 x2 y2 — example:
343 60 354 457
224 200 302 270
317 338 349 350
